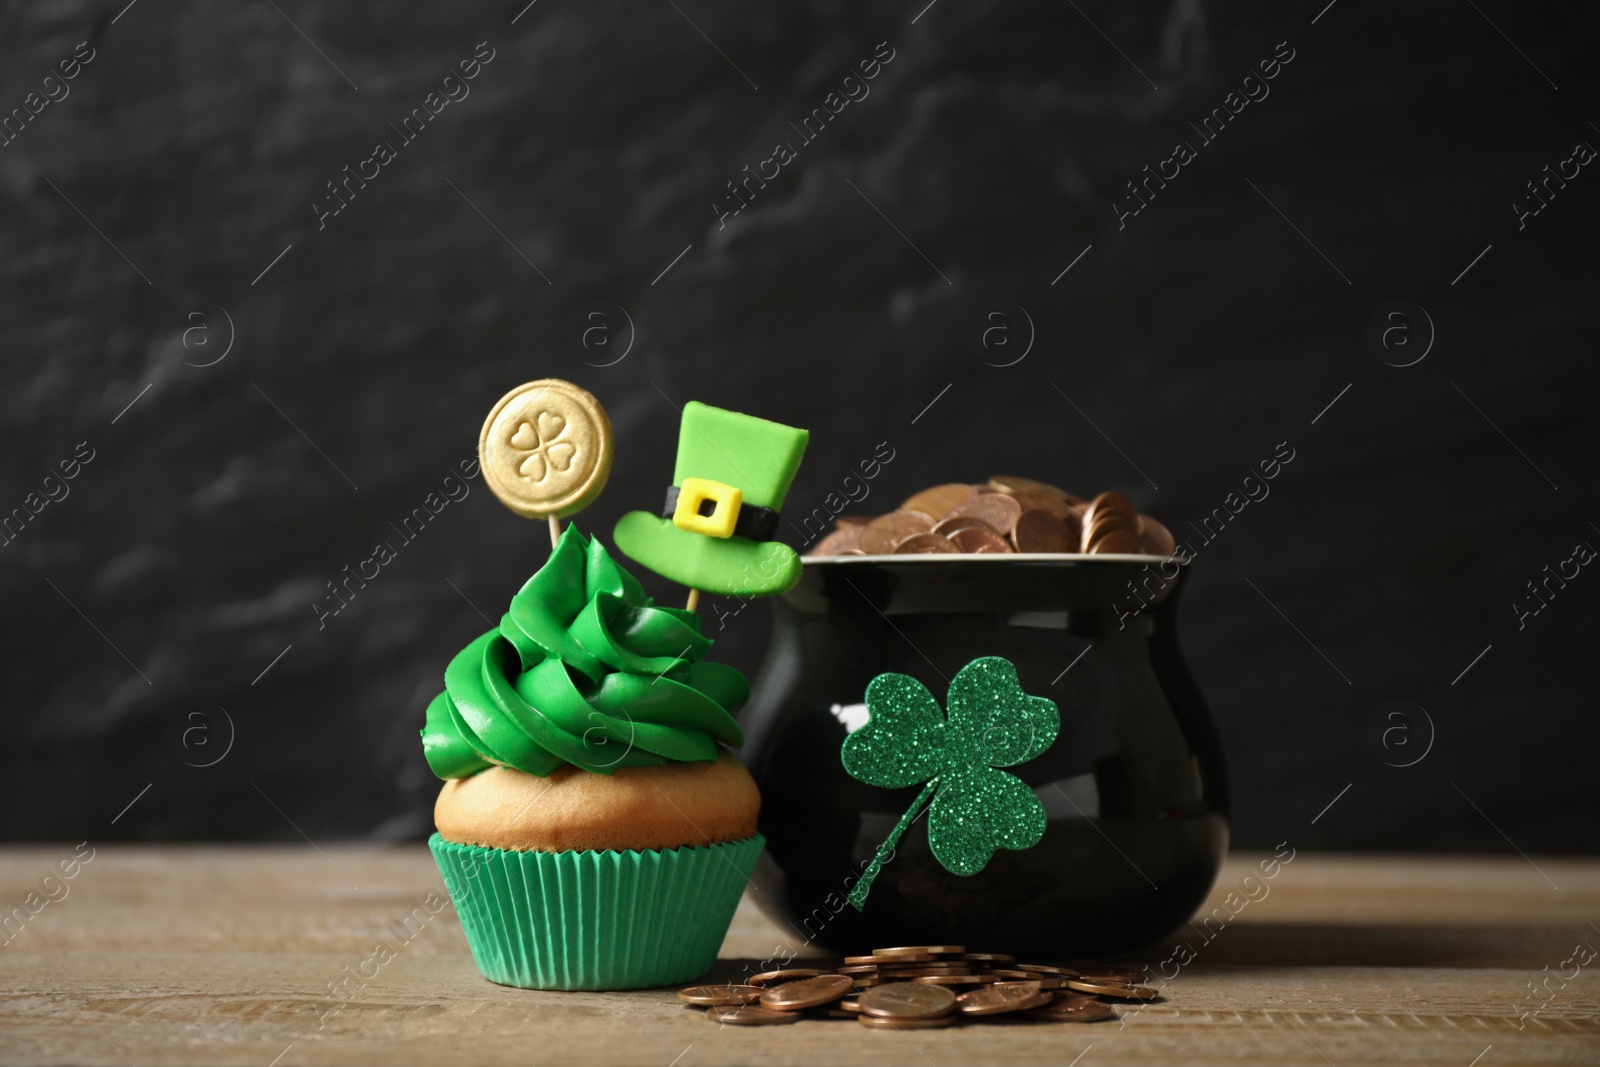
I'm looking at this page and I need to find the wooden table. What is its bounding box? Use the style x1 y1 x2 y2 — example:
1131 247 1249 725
4 847 1597 1066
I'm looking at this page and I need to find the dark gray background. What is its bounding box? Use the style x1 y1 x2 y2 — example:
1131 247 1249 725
3 1 1596 854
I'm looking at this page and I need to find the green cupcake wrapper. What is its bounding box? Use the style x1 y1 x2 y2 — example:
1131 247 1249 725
430 831 764 990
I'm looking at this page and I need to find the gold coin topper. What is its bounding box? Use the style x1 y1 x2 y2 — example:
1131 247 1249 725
479 379 612 519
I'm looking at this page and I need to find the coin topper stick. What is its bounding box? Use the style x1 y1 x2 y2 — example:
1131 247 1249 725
479 379 613 548
613 401 809 613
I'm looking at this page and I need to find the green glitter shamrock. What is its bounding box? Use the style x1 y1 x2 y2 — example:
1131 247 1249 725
841 655 1060 910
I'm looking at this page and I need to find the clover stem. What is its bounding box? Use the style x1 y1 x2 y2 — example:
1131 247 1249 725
847 777 939 911
548 515 561 549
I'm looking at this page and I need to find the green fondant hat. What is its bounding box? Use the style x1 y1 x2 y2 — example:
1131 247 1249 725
613 402 809 596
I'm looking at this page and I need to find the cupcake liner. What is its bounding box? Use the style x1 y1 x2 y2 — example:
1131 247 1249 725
430 832 764 990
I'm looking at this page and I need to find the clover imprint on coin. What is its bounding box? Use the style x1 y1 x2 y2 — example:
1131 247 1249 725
507 409 577 483
479 379 612 519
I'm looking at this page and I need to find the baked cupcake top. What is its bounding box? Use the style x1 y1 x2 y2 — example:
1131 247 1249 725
421 526 748 779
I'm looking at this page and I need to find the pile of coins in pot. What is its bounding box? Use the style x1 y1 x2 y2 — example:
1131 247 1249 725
677 945 1158 1029
807 476 1176 557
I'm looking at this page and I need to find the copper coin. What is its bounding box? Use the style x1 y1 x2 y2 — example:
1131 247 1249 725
894 532 959 555
849 977 884 988
1085 505 1137 531
859 982 958 1019
837 997 863 1013
877 965 970 978
837 964 881 975
1082 529 1133 555
950 527 1014 553
1083 525 1135 553
679 984 763 1005
1086 530 1143 554
747 968 833 987
1004 489 1079 523
1082 490 1137 524
876 947 960 966
1013 963 1081 977
987 475 1080 504
810 526 863 556
857 1013 957 1029
1027 997 1115 1022
1066 979 1158 999
988 970 1045 980
835 514 872 527
1072 965 1146 982
705 1005 800 1025
1011 509 1074 553
859 511 934 554
931 515 1002 538
1139 516 1176 556
1086 498 1137 523
1084 509 1138 538
946 493 1022 537
1082 508 1136 541
900 483 978 520
760 974 855 1010
911 975 988 986
960 953 1015 964
956 983 1053 1016
843 955 881 965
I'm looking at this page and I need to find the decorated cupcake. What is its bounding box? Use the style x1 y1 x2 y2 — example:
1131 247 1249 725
424 381 807 990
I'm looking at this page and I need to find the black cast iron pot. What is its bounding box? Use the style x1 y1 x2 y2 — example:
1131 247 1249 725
739 553 1228 959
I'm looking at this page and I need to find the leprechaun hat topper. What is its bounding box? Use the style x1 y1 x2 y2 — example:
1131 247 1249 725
613 402 808 597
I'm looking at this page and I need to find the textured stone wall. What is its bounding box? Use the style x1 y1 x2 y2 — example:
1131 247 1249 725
3 0 1596 852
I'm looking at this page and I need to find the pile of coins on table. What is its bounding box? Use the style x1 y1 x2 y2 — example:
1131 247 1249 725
807 476 1176 557
677 945 1158 1029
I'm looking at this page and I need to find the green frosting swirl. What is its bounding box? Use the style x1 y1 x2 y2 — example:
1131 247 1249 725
421 526 749 778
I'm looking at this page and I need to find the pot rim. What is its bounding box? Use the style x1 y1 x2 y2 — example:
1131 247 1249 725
802 552 1188 565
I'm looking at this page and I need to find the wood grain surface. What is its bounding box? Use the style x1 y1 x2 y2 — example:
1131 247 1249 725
3 847 1598 1066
